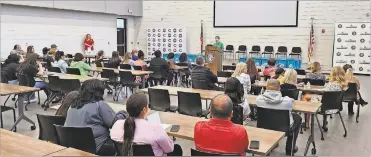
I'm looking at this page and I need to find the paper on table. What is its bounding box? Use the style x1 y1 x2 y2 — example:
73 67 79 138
147 112 171 129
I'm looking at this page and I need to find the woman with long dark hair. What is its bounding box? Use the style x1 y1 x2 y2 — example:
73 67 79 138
107 51 122 68
224 77 250 122
52 51 68 73
245 58 260 81
95 50 105 67
111 93 183 156
1 54 20 84
64 79 116 156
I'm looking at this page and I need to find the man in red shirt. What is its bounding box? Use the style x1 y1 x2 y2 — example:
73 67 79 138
194 94 249 155
263 58 277 77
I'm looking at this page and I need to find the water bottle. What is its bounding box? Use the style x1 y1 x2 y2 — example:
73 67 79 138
306 82 311 89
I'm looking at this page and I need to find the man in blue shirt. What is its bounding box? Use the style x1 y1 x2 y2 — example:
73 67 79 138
131 49 138 61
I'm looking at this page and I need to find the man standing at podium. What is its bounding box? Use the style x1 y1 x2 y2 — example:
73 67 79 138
213 36 224 50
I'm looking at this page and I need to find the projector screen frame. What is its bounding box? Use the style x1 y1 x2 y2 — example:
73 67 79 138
213 1 299 28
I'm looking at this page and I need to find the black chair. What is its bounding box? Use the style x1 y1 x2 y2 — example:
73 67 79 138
217 71 232 78
101 69 119 97
289 47 302 59
256 107 294 155
50 67 62 73
120 64 132 70
276 46 288 58
36 114 65 143
262 46 274 58
231 105 244 125
295 69 306 75
222 65 236 71
223 45 234 60
67 54 73 58
249 45 261 58
302 79 325 86
318 91 346 138
149 65 166 85
1 106 17 132
133 65 143 70
148 88 177 112
236 45 247 60
113 140 123 156
66 68 81 75
60 79 81 95
43 76 63 110
17 73 40 110
133 144 155 156
281 89 299 100
95 61 103 68
117 71 141 100
342 83 360 123
192 80 209 90
191 148 240 156
54 125 96 154
177 91 209 118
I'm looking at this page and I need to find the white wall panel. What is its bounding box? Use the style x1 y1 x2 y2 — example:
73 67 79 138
53 1 105 13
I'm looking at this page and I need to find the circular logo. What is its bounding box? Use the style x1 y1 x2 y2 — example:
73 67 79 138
168 29 171 32
359 67 363 71
173 34 177 37
163 48 166 52
179 49 182 52
173 44 177 47
338 24 342 28
163 28 166 32
352 31 357 35
179 29 182 32
157 39 161 42
337 38 342 42
152 34 156 37
360 53 364 57
168 39 171 42
163 39 166 42
163 34 166 37
168 44 171 47
152 43 156 46
148 38 151 41
360 39 365 43
147 43 151 46
152 29 156 32
157 33 161 37
361 24 366 28
179 34 183 38
179 44 182 47
163 43 166 47
173 39 177 42
147 29 151 32
351 60 355 64
168 49 171 52
148 48 151 51
157 29 161 32
168 33 171 37
152 38 155 42
179 39 182 42
173 49 176 52
152 48 156 51
206 54 214 63
336 52 341 56
351 46 356 50
157 43 161 47
147 33 151 37
173 28 177 33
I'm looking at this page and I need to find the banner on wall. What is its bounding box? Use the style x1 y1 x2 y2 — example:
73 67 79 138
332 22 371 74
146 28 187 56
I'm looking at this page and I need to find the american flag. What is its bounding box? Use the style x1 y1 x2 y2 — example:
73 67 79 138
200 20 204 52
308 19 314 61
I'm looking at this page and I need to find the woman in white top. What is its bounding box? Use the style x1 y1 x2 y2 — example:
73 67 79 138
231 63 251 94
224 77 251 123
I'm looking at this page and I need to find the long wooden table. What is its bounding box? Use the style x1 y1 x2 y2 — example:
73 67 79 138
141 85 322 155
106 103 285 156
0 83 40 131
45 148 96 156
38 72 108 82
91 67 153 76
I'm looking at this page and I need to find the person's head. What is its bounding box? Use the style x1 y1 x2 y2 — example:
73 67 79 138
122 93 149 156
85 34 91 40
215 36 220 42
343 64 354 81
56 90 79 117
74 53 84 62
51 44 57 49
246 58 258 75
55 51 65 61
5 54 20 65
268 58 276 66
179 53 188 62
232 63 247 77
123 52 132 62
195 56 204 66
13 44 21 50
154 50 162 58
266 79 281 91
273 68 285 79
131 49 137 55
210 94 233 120
42 47 50 55
224 77 244 105
18 53 39 72
167 52 175 60
71 79 105 109
27 45 34 54
112 51 119 59
97 50 104 57
137 50 144 60
330 66 347 88
282 69 297 84
311 62 321 73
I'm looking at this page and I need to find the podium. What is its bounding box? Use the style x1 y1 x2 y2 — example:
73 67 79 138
205 45 223 75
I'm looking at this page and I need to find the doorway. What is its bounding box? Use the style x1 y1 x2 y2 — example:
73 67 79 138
117 18 127 56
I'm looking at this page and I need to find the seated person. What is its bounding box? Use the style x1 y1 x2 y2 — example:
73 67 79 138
122 52 134 66
343 64 367 113
231 63 251 94
256 79 301 155
49 44 57 56
305 62 326 81
224 77 251 122
280 69 297 90
194 94 249 155
95 50 105 67
107 51 121 68
273 68 285 84
178 53 192 86
131 49 139 61
263 58 277 77
69 53 91 76
64 79 116 156
166 52 176 86
55 90 79 117
191 57 222 91
1 54 20 84
110 93 183 156
52 51 68 73
149 50 170 86
133 50 147 70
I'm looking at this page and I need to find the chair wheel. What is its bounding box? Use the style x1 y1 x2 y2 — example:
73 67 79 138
323 127 328 132
31 126 36 130
41 104 45 107
343 133 347 137
311 148 316 155
321 137 324 140
12 98 16 101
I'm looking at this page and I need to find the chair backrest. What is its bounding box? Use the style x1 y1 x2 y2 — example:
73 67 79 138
17 73 31 87
132 65 142 70
264 46 274 53
36 114 66 143
66 68 81 75
257 107 290 133
50 67 62 73
105 63 118 69
47 75 62 92
150 65 165 79
101 69 117 82
222 65 236 71
238 45 247 51
343 83 357 102
294 69 306 75
321 91 344 111
217 71 232 77
119 71 135 84
67 54 73 58
176 63 188 67
60 79 81 94
133 144 155 156
277 46 288 53
120 64 132 70
177 91 203 117
192 80 209 90
251 45 261 52
54 125 96 154
231 105 244 125
225 45 234 51
303 78 326 86
281 89 299 100
113 140 123 156
95 61 103 67
191 149 240 156
148 88 171 112
291 47 302 54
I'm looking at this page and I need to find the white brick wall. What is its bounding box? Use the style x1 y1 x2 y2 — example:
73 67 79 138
135 1 370 68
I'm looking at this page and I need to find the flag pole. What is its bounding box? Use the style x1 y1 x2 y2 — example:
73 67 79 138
200 20 204 54
308 18 314 65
